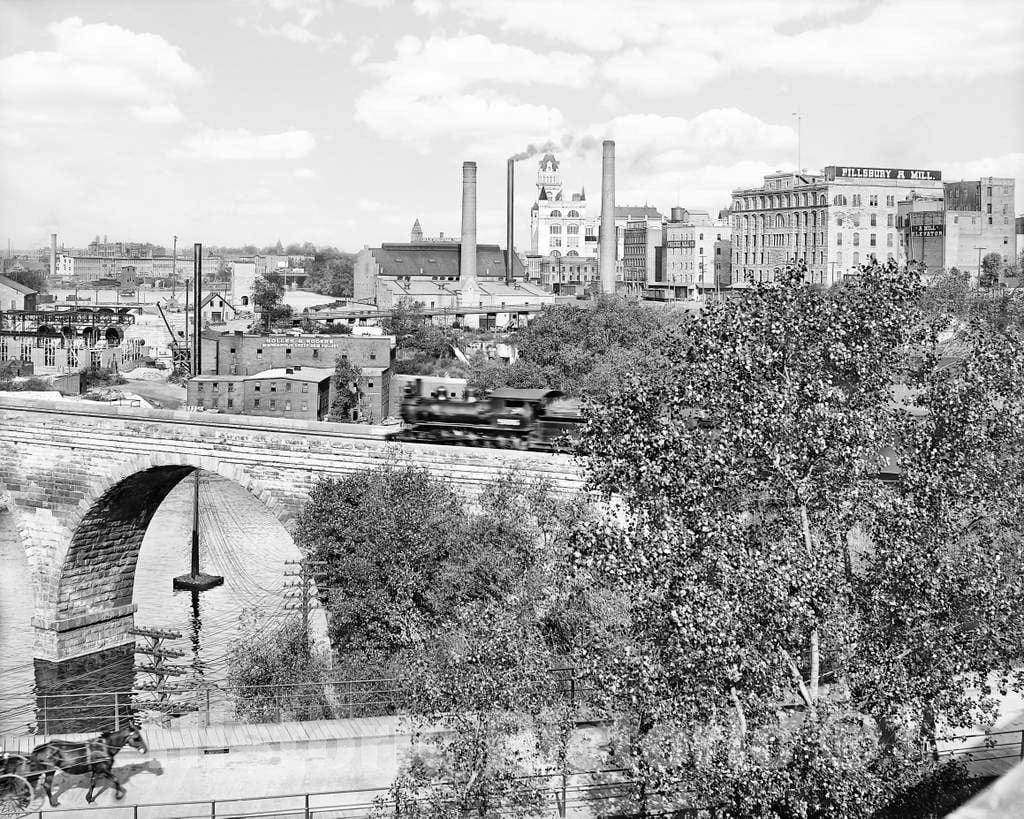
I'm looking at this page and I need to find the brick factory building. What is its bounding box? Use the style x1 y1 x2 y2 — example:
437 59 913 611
197 330 395 421
187 366 334 421
730 165 946 285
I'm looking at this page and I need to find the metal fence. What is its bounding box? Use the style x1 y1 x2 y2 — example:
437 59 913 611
8 770 712 819
3 668 595 737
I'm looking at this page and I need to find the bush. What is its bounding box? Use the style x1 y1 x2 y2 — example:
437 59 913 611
80 365 126 389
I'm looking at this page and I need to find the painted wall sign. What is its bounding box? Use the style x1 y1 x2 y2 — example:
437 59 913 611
826 166 942 181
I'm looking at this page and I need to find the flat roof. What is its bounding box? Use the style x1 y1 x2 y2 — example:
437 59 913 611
247 367 335 382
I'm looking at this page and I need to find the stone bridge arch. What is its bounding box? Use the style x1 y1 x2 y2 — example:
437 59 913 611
32 452 298 662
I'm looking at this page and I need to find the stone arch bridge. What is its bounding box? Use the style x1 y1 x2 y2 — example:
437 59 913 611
0 396 582 664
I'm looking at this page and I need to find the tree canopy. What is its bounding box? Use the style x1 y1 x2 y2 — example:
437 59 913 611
575 261 1024 815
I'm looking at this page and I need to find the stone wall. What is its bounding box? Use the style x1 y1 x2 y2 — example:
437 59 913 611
0 395 582 662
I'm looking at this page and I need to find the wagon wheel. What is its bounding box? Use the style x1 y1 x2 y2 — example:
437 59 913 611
0 773 41 818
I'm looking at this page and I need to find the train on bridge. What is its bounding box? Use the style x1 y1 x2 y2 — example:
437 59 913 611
387 381 585 452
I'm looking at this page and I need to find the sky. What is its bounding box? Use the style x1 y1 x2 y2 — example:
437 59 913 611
1 0 1022 252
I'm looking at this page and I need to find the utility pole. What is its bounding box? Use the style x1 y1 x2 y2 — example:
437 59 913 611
284 558 326 652
792 112 803 172
172 235 178 299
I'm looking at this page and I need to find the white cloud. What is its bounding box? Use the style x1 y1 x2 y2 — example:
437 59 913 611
354 33 591 147
0 17 200 123
349 36 374 66
170 128 316 160
131 104 184 124
430 0 1024 94
293 167 317 179
239 1 344 48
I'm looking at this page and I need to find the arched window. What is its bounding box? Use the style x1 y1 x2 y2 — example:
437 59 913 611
833 194 847 206
550 224 562 234
819 194 827 206
549 210 562 217
566 250 579 256
785 194 791 208
734 199 742 211
852 251 860 265
567 224 579 234
550 250 561 258
566 210 580 218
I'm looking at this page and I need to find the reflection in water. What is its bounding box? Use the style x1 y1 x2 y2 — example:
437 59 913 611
1 472 328 734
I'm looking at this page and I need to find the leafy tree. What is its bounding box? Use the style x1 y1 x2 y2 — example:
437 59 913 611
576 261 1024 815
473 297 681 400
979 252 1003 288
328 356 362 421
225 611 333 722
252 274 292 331
295 463 469 663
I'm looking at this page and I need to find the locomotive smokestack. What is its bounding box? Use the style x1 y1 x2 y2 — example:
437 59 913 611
460 161 477 288
506 159 515 285
599 140 616 295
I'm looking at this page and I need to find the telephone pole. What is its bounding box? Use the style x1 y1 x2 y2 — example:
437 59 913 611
172 235 178 298
284 559 326 651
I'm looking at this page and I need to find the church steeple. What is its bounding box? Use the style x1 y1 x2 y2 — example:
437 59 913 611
410 218 423 242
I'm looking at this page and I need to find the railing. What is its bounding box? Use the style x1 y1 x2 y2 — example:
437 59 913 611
17 770 709 819
2 669 595 737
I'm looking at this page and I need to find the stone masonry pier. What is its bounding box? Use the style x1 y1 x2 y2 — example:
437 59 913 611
0 395 582 663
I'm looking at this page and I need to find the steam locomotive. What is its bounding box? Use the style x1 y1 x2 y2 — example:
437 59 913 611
387 381 585 451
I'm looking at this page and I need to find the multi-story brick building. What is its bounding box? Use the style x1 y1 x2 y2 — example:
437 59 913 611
623 217 664 295
731 165 945 285
187 366 334 421
197 330 395 421
652 208 732 299
896 177 1017 277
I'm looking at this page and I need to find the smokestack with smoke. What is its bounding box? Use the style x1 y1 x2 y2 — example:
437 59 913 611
460 161 477 289
506 159 515 285
599 140 616 295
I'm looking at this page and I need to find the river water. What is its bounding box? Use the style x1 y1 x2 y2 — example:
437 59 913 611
0 472 328 735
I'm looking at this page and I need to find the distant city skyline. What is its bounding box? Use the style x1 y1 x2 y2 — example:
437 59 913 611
1 0 1022 251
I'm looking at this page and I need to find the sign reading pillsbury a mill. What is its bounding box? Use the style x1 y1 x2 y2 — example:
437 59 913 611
826 166 942 181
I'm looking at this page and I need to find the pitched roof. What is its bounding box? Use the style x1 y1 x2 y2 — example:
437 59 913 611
199 291 236 310
615 206 663 220
371 243 526 280
0 274 37 295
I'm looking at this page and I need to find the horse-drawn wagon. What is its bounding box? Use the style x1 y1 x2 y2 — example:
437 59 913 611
0 752 42 818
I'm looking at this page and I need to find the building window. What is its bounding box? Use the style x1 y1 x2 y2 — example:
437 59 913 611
852 194 862 206
549 210 562 217
835 216 842 226
302 383 309 393
312 349 319 359
550 225 562 234
887 214 894 227
229 347 236 354
870 234 877 247
886 195 895 206
833 195 847 206
253 384 260 392
256 348 263 359
213 382 219 391
567 224 579 235
285 382 292 392
853 252 860 265
887 234 894 247
227 383 234 392
988 217 993 225
567 210 580 217
869 195 878 207
254 399 260 408
270 399 276 409
227 398 234 408
837 252 843 266
270 383 277 392
301 402 308 412
285 348 292 359
837 233 843 246
285 401 291 411
954 216 958 224
987 186 992 196
853 232 860 246
198 383 204 392
870 214 877 227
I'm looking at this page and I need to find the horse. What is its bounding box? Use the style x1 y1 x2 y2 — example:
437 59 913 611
29 720 148 806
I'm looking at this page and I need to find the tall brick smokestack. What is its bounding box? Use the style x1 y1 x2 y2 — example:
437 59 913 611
460 161 477 288
506 159 515 285
599 140 616 295
50 233 57 280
